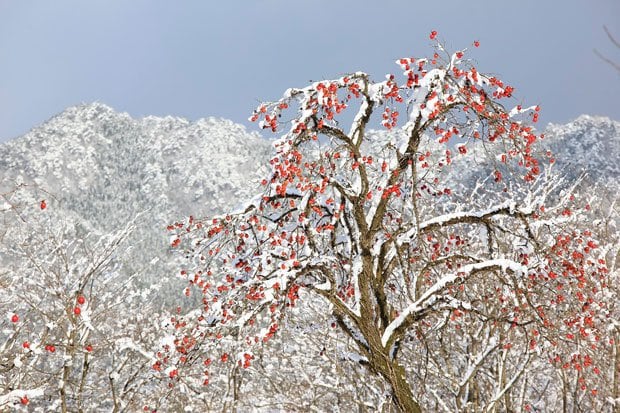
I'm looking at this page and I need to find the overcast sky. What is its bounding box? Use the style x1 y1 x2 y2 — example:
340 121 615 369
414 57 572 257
0 0 618 142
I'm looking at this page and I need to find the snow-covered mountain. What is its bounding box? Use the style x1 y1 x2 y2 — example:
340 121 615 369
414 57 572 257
0 102 272 223
441 115 620 208
4 106 616 227
0 103 273 295
0 105 617 297
544 115 620 182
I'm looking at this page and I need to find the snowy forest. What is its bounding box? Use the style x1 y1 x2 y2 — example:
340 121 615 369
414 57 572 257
1 36 619 412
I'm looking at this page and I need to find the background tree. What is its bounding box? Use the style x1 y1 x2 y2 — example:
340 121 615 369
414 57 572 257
0 184 168 412
160 35 613 412
594 26 620 73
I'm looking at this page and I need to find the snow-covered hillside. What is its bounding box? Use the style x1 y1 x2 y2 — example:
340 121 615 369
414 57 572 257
0 103 273 295
0 102 272 222
3 106 617 230
0 106 617 294
544 115 620 181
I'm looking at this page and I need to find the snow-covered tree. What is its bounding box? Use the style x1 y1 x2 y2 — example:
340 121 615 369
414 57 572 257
159 35 614 411
0 185 168 412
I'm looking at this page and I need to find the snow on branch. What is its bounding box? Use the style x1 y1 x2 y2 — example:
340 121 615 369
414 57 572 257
458 336 499 388
420 201 517 229
381 259 527 347
484 353 533 413
0 387 44 408
396 201 529 246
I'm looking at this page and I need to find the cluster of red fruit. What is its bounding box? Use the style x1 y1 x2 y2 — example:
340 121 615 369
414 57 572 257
73 294 86 316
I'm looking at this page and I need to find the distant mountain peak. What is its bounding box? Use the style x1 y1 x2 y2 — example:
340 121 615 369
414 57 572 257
546 114 617 137
0 103 274 224
57 101 122 120
544 115 619 180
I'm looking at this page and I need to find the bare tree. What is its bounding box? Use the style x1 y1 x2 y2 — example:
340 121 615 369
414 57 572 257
594 25 620 73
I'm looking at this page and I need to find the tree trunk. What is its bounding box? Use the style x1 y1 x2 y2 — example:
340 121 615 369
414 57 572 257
357 254 422 412
373 355 422 413
613 331 620 413
388 366 422 413
366 331 422 413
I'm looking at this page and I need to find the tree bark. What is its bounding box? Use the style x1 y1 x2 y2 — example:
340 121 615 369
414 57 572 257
362 324 422 413
613 331 620 413
374 354 422 413
355 248 423 412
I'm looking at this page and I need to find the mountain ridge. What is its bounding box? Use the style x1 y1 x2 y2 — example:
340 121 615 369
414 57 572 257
2 104 618 231
1 104 617 290
0 102 274 294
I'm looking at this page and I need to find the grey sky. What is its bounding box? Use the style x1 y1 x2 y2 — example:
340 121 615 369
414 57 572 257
0 0 618 143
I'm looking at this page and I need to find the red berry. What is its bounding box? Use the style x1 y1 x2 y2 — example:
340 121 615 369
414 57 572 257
430 30 438 40
474 40 480 47
85 344 93 352
73 307 81 315
20 396 29 405
11 314 19 323
40 200 46 210
46 345 56 353
22 341 30 349
77 295 86 305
